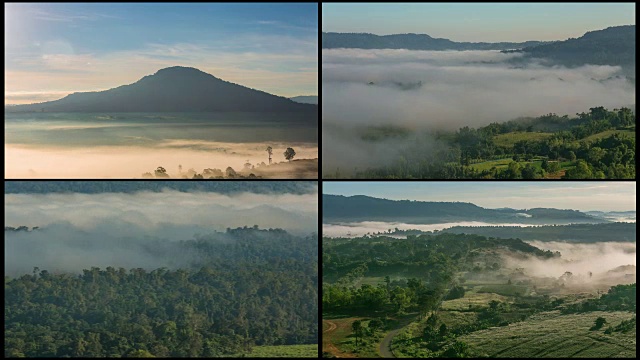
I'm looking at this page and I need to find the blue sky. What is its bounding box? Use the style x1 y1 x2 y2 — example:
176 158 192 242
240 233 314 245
5 3 318 104
323 182 636 212
322 3 635 42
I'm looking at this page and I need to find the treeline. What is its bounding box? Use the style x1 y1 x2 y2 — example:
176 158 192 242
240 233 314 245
323 233 557 280
562 283 636 314
4 181 316 195
323 233 558 314
5 227 318 358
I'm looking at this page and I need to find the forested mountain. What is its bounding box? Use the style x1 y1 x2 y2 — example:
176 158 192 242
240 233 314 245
520 25 635 71
4 227 318 357
435 222 636 243
6 66 318 114
322 32 548 50
323 194 601 224
4 181 316 194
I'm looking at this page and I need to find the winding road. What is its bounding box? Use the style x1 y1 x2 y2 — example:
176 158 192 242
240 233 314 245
379 316 419 358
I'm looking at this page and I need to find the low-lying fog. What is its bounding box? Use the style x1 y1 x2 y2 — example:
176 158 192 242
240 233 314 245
322 49 635 174
5 143 318 179
5 113 318 178
322 221 536 238
512 241 636 281
5 190 317 275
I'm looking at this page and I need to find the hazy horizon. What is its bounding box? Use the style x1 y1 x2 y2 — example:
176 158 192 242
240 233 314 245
323 182 636 212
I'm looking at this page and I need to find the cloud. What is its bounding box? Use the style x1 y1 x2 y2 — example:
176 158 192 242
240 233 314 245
321 49 635 174
4 189 318 275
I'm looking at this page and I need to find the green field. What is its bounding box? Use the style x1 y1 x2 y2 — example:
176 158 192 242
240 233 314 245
239 344 318 358
582 129 635 142
440 291 512 311
460 311 636 358
493 132 554 147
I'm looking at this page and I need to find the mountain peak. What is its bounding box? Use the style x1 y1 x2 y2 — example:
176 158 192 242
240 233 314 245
155 66 205 74
6 66 317 114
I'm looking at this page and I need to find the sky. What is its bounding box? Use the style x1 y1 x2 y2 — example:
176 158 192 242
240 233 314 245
5 3 318 104
322 3 635 42
323 182 636 212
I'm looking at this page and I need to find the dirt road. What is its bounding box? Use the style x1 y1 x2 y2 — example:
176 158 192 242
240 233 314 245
322 319 358 358
379 316 418 358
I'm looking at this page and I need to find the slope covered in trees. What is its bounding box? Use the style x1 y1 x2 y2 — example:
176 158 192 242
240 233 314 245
520 25 635 70
333 106 635 179
4 227 318 358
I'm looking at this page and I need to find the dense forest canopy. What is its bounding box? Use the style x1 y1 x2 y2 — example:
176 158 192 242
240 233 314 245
5 227 318 358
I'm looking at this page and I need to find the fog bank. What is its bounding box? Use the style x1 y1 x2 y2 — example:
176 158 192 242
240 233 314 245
322 49 635 173
509 241 636 281
5 190 318 275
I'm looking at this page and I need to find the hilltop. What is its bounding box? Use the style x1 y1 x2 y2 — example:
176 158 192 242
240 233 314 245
6 66 318 113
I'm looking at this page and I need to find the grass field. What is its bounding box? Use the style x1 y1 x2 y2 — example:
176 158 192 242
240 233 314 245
469 158 522 171
582 129 635 142
476 284 530 297
240 344 318 358
440 291 512 311
493 132 554 147
460 311 636 358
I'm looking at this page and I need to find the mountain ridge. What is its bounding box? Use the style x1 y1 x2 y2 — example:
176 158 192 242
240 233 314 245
323 194 605 224
322 31 550 50
6 66 318 114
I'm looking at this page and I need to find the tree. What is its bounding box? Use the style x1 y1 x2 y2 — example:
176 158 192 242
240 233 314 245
284 147 296 162
266 146 273 164
154 166 169 178
225 167 237 178
564 160 593 179
369 318 384 333
568 151 577 161
352 320 363 346
591 317 607 330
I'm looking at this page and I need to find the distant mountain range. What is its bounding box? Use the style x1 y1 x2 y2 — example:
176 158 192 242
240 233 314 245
289 95 318 105
323 194 606 225
6 66 318 113
518 25 635 73
323 26 636 77
322 32 550 51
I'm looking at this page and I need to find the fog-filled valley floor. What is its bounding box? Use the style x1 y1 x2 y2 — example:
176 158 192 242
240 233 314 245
4 181 319 358
322 49 635 179
5 113 318 179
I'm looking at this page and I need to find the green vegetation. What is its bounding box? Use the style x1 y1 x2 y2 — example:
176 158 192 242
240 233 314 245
5 227 317 358
460 311 636 358
237 344 318 358
323 231 636 358
492 131 554 147
331 106 635 179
